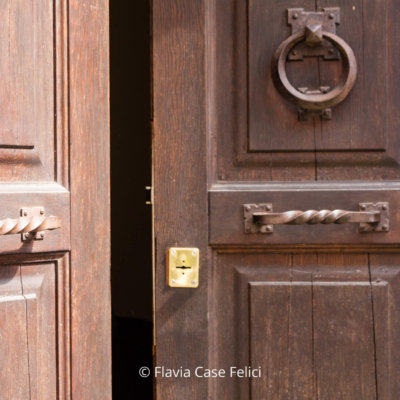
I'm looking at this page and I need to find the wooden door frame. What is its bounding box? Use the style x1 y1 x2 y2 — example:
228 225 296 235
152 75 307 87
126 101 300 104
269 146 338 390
69 0 111 397
153 0 209 397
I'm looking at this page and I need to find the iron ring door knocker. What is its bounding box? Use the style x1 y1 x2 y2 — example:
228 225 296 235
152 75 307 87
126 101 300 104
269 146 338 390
271 8 357 120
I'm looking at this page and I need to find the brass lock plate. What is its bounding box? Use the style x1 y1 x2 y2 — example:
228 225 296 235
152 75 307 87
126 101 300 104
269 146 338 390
167 248 199 288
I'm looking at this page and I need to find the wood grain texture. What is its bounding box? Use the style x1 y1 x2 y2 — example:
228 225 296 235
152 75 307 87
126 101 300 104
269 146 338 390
0 266 31 399
213 0 316 182
0 0 51 148
369 253 400 399
55 0 70 189
316 0 386 151
248 0 317 151
0 0 68 184
213 252 389 399
155 0 400 399
248 0 385 152
69 0 111 398
0 259 69 399
153 0 209 398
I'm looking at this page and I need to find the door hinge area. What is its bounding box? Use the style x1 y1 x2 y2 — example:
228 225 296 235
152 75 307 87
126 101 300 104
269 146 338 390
145 186 153 205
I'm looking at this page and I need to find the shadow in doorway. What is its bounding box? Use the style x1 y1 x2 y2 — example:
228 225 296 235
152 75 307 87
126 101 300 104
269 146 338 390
111 0 153 398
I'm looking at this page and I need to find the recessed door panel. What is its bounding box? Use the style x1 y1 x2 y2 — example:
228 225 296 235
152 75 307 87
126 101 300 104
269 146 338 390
213 252 394 400
249 0 385 152
213 0 399 182
210 187 400 246
0 258 70 399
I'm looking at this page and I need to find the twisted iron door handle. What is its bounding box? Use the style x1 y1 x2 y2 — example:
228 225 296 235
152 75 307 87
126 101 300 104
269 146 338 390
244 203 389 234
0 215 61 234
0 208 61 240
253 210 380 225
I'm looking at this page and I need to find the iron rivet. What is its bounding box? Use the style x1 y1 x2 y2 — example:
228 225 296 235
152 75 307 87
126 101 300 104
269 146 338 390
266 226 272 232
328 49 334 55
40 210 44 215
292 50 297 55
266 205 271 211
191 280 196 285
329 13 334 19
245 206 251 212
25 233 30 238
23 211 28 216
192 250 197 256
171 280 175 285
382 205 387 210
293 13 298 19
383 225 388 231
361 205 366 210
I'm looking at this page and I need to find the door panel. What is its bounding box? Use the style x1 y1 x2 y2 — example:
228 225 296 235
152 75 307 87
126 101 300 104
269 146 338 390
0 0 71 395
0 256 70 400
0 0 110 397
210 187 400 245
249 0 385 152
153 0 400 398
0 0 53 149
213 252 395 399
0 0 57 182
214 0 400 182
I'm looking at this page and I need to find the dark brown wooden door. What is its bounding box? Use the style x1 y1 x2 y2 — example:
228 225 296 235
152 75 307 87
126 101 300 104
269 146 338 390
153 0 399 399
0 1 110 399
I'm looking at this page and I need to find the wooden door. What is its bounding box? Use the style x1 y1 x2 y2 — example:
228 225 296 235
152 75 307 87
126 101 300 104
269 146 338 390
153 0 400 399
0 1 110 399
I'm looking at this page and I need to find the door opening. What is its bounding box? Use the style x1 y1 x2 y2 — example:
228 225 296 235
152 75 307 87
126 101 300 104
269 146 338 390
111 1 153 399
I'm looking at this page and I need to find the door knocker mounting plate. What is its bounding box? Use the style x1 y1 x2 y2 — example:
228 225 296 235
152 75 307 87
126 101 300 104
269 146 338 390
271 7 357 121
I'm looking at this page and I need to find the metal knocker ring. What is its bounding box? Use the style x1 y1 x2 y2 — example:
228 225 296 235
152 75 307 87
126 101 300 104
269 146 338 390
272 31 357 111
271 8 357 120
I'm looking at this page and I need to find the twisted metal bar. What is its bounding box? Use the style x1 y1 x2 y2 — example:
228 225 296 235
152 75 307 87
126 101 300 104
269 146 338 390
253 210 380 226
0 215 61 235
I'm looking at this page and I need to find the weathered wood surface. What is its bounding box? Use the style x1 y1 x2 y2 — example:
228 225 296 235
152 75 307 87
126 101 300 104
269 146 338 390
213 0 399 182
0 0 110 398
210 188 400 246
0 0 53 148
69 0 111 398
153 0 209 398
154 0 400 399
211 252 393 399
0 258 70 400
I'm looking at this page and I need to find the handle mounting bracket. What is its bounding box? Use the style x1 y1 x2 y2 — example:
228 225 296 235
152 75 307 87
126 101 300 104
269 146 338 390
21 207 47 241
